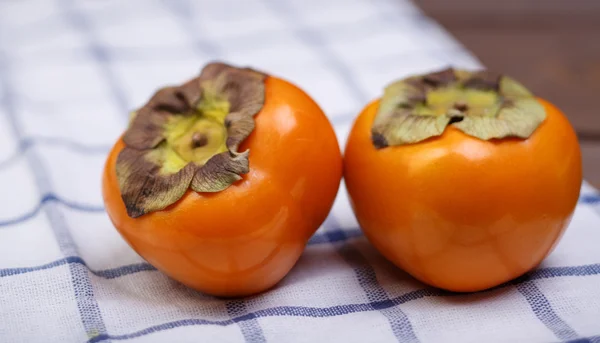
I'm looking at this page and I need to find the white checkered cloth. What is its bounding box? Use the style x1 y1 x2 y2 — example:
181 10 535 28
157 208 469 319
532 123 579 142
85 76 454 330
1 0 599 342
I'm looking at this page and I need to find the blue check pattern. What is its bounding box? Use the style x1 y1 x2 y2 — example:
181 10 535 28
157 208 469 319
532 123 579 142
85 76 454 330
1 1 600 342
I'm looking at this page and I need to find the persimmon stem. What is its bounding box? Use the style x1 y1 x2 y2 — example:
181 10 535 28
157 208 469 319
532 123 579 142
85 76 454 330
453 102 468 112
191 132 208 148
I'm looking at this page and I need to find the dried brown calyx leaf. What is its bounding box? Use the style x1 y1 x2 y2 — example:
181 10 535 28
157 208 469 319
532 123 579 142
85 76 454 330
371 68 546 148
116 62 267 218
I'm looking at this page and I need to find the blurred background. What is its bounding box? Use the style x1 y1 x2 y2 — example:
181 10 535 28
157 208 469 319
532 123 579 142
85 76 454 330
1 0 597 188
416 0 600 187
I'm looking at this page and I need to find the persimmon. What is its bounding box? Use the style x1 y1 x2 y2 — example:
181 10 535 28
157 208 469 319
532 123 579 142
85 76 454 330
102 62 342 297
344 68 582 292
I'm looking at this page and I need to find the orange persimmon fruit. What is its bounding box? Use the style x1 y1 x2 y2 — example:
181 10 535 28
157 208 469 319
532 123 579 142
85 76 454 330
102 62 342 297
343 68 582 292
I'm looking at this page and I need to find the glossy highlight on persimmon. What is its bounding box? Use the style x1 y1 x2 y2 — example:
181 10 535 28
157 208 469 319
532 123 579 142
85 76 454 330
343 68 582 292
102 63 342 297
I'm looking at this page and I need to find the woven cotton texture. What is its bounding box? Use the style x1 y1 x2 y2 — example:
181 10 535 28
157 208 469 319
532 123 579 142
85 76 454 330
1 0 599 342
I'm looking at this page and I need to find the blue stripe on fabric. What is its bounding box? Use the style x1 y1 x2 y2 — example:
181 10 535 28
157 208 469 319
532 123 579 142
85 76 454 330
0 193 104 227
86 288 438 343
581 194 600 205
0 228 363 279
0 137 109 169
226 300 267 343
59 0 129 115
162 0 223 57
307 227 363 244
94 262 157 279
21 136 110 154
262 0 368 104
0 43 109 341
0 256 156 279
527 263 600 279
516 282 579 341
0 256 76 277
567 337 600 343
7 5 132 46
325 217 419 343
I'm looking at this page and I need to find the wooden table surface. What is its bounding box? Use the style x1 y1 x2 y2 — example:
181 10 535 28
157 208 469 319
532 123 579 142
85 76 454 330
416 0 600 188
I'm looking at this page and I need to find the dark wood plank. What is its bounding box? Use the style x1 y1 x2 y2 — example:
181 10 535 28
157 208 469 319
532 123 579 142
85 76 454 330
581 142 600 189
415 0 600 28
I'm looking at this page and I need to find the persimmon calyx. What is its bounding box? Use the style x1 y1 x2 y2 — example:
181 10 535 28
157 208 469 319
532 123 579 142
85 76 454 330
116 62 266 218
371 68 546 148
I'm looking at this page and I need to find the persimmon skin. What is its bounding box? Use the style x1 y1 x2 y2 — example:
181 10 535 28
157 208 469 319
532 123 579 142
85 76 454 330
102 76 342 297
343 97 582 292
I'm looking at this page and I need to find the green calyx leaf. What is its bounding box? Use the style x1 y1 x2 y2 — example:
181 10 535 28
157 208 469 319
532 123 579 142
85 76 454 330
116 62 267 218
371 68 546 148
